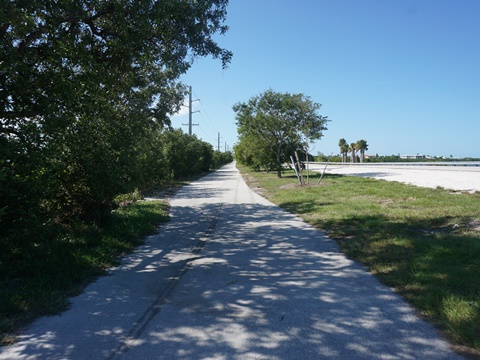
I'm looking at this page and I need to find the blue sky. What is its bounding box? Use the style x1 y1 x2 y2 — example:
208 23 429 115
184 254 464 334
172 0 480 158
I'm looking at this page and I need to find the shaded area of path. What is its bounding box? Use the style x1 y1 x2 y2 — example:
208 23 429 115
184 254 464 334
1 163 463 359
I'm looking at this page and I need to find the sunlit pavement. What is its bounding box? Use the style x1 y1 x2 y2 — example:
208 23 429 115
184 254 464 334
1 163 463 359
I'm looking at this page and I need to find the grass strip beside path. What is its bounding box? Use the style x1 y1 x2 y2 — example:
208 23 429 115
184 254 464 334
239 165 480 356
0 200 169 345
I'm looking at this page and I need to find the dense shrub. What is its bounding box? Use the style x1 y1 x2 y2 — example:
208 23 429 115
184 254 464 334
161 129 222 179
0 0 233 277
0 125 231 280
212 150 234 169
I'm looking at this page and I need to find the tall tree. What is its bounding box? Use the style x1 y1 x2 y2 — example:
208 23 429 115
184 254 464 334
341 143 350 164
349 142 357 163
234 89 329 177
356 139 369 163
338 138 347 163
0 1 232 235
1 1 232 135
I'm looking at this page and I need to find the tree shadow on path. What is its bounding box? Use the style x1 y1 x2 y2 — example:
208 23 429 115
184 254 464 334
1 166 464 360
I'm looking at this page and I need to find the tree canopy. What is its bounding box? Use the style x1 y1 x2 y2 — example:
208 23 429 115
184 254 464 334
2 0 232 133
233 89 329 177
356 139 369 163
0 1 232 248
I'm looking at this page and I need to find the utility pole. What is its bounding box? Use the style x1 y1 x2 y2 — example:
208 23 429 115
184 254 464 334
182 86 199 135
217 132 221 152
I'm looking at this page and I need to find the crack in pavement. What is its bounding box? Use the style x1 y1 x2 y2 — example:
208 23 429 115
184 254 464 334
107 204 223 360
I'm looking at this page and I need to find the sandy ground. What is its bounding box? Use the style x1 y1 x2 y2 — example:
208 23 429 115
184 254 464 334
309 163 480 193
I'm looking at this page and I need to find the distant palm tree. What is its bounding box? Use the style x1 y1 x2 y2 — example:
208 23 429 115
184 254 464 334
341 143 349 163
349 142 357 163
356 139 369 163
338 138 347 163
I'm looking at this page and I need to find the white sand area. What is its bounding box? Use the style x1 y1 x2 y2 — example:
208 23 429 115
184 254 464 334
310 163 480 193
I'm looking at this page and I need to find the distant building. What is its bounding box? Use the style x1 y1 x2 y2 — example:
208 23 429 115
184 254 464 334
400 155 424 160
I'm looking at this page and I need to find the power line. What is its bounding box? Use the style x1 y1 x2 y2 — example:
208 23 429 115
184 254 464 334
195 106 216 139
194 92 217 132
177 85 229 151
197 126 215 143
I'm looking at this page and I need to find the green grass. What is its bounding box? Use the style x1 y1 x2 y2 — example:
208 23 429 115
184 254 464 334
0 200 169 345
240 165 480 355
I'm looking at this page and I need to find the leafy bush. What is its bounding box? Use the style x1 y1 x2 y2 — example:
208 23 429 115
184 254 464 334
213 150 234 169
0 0 232 265
161 129 217 179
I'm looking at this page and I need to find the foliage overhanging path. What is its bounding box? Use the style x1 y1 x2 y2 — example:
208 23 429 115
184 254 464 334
1 0 232 250
1 163 463 359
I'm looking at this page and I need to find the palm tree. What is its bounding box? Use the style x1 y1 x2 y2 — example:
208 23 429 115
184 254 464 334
356 139 369 163
349 142 357 163
341 143 349 164
338 138 347 163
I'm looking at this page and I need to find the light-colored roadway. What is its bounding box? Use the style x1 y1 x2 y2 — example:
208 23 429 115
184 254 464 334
1 163 463 359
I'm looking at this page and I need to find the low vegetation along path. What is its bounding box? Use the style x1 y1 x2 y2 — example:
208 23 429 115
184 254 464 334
1 163 463 359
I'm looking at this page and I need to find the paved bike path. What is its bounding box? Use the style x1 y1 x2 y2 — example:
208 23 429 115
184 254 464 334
1 163 463 359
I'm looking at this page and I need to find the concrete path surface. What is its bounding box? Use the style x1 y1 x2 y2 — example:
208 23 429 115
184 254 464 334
1 163 463 359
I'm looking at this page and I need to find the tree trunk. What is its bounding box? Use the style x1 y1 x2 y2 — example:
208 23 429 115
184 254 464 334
276 147 282 178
